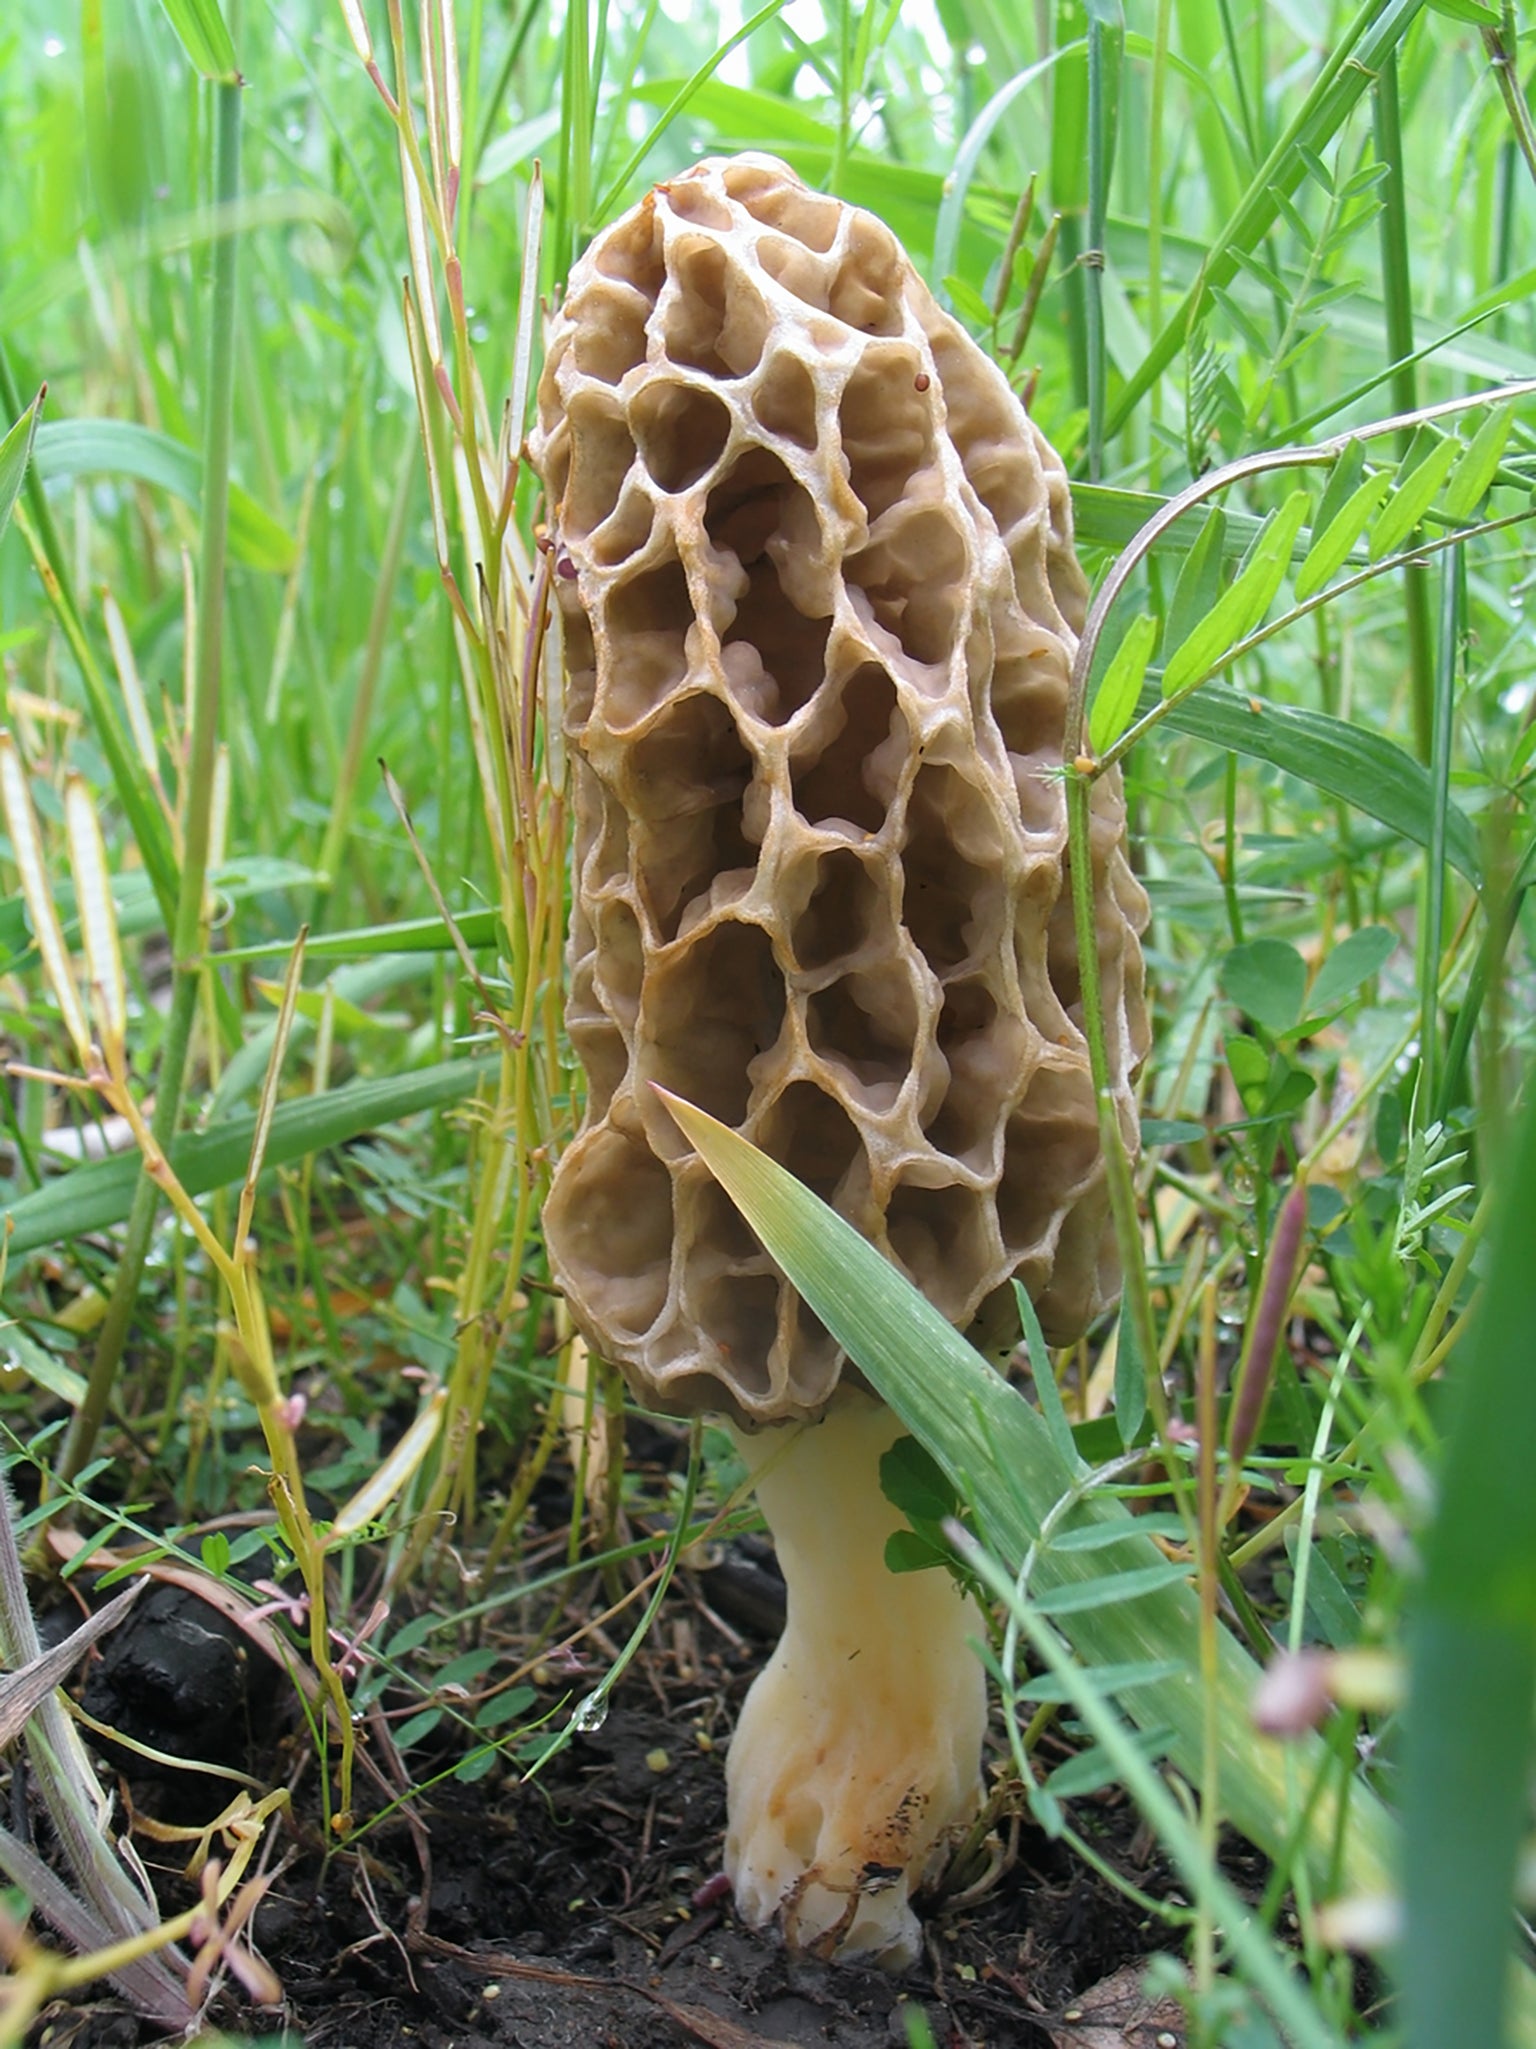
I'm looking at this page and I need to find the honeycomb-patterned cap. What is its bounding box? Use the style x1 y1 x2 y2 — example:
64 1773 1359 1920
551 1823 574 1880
531 154 1148 1427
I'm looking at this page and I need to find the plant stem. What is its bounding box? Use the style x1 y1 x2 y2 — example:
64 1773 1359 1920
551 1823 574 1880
316 438 416 908
57 75 244 1485
1373 49 1435 763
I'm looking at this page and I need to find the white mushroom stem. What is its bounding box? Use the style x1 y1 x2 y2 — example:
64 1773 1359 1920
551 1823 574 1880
724 1387 988 1967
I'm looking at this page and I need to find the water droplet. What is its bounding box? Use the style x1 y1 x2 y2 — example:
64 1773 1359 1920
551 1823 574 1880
571 1689 608 1734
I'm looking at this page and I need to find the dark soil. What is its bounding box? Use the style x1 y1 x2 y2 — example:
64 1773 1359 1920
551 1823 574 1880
30 1536 1211 2049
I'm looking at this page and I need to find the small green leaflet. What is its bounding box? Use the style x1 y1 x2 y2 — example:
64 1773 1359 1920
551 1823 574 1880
157 0 240 80
1310 442 1368 540
1161 490 1310 700
1294 471 1392 601
1370 433 1461 560
1033 1560 1193 1615
1113 1297 1147 1450
1222 938 1307 1037
1307 925 1396 1015
1425 0 1500 21
881 1436 969 1576
1164 504 1228 655
0 390 43 551
1016 1656 1187 1702
1442 405 1513 521
942 274 994 332
881 1435 958 1526
1089 613 1158 754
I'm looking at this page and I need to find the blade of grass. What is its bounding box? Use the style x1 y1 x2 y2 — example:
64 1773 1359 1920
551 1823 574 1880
657 1089 1399 1916
1402 1078 1536 2049
1 1055 497 1261
1105 0 1429 439
1415 549 1464 1121
1373 50 1435 761
32 419 296 574
0 385 43 548
59 69 244 1485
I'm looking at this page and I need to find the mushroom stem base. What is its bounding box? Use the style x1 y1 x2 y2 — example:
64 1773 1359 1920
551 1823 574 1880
724 1389 988 1967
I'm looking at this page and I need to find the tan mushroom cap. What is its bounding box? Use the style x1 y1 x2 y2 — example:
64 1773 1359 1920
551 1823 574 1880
531 153 1148 1427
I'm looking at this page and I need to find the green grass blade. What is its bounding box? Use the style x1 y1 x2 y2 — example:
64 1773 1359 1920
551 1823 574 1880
1 1056 496 1261
0 387 43 549
216 908 501 964
1106 0 1429 438
659 1090 1399 1911
931 49 1076 301
1403 1080 1536 2049
1073 483 1268 560
590 0 791 232
157 0 239 84
1159 685 1483 884
32 419 296 573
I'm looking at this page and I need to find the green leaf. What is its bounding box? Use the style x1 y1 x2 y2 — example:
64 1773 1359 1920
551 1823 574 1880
1222 939 1307 1036
1311 443 1365 540
1404 1087 1536 2049
1141 1118 1207 1146
1045 1726 1170 1797
1425 0 1500 21
1016 1656 1187 1702
941 274 994 332
438 1649 502 1689
1160 686 1482 885
1106 0 1435 438
216 907 501 964
33 419 295 573
1369 433 1461 560
884 1529 954 1575
880 1436 958 1526
1014 1279 1081 1474
1225 1034 1271 1114
1261 1068 1317 1121
1293 471 1392 602
1442 405 1514 521
1161 491 1311 698
932 47 1074 293
1113 1297 1147 1449
1164 505 1228 657
0 389 44 551
1307 926 1397 1014
474 1685 538 1731
1089 612 1158 754
394 1709 445 1751
1072 484 1268 562
1052 1516 1189 1552
655 1091 1399 1925
1033 1560 1195 1614
157 0 240 81
1 1056 496 1259
0 1325 87 1407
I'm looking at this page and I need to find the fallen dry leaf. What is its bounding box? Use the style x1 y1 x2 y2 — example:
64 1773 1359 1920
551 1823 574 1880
1046 1963 1187 2048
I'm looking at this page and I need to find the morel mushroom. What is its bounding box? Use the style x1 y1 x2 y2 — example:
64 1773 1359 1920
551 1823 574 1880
530 153 1148 1965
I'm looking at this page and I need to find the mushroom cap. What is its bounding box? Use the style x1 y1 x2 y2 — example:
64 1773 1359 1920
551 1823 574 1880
531 154 1148 1426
